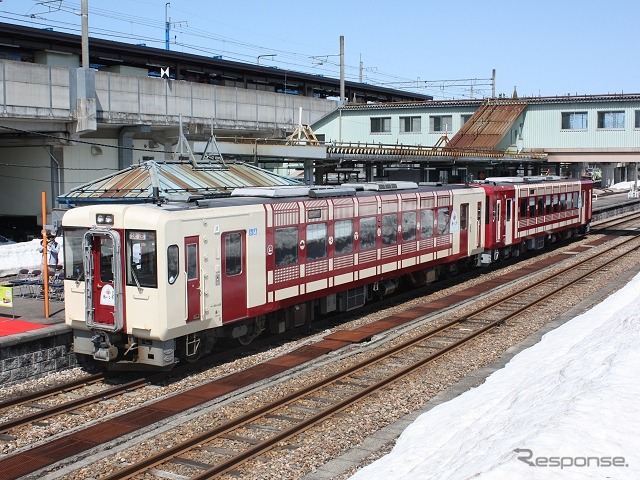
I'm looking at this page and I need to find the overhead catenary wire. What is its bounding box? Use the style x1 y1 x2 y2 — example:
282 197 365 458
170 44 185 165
1 2 490 98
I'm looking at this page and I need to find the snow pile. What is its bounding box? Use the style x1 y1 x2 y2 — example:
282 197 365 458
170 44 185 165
0 237 63 277
350 272 640 480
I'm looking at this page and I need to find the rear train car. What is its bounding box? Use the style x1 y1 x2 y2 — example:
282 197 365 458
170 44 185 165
474 176 592 265
61 182 487 370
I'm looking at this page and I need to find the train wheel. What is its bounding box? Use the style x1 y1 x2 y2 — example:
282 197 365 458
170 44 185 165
235 316 266 346
236 332 257 346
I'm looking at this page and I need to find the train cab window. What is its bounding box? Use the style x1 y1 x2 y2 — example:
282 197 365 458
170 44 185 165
167 245 179 284
334 220 353 255
545 195 552 214
63 228 86 281
275 226 298 267
382 214 398 245
359 217 377 251
529 198 536 217
306 223 327 261
126 230 157 288
225 232 242 276
421 210 434 238
437 209 450 235
506 199 512 222
402 212 416 241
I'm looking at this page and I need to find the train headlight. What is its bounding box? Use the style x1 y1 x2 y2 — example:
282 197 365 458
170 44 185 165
96 214 114 225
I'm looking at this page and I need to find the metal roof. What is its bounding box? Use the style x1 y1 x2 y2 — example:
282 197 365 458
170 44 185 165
58 160 301 205
447 100 527 150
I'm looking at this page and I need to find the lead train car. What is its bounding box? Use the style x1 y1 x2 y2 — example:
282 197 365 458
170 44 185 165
61 178 592 370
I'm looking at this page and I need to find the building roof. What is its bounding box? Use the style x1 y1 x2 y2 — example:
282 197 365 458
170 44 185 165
447 100 527 150
58 160 301 205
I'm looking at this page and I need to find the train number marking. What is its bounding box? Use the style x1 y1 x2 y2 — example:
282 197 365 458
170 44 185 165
249 228 258 236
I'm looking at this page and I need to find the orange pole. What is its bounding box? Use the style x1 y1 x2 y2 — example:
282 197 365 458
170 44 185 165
41 191 50 318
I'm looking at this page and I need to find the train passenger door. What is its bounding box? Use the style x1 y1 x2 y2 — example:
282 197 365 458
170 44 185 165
459 203 469 255
504 198 513 244
221 231 247 322
495 200 503 243
185 236 201 322
84 230 123 332
476 201 482 248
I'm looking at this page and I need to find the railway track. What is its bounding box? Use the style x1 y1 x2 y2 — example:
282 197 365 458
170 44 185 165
98 229 640 479
0 215 632 478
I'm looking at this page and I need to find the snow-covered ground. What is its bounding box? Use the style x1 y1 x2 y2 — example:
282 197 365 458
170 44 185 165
350 271 640 480
606 180 639 191
0 237 63 277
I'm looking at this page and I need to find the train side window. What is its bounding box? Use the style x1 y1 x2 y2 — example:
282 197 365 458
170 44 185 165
537 197 544 216
520 198 528 217
560 193 567 211
528 197 536 217
421 210 434 238
382 214 398 245
506 199 512 222
167 245 179 284
306 223 327 261
567 192 574 209
545 195 552 214
275 226 298 267
225 232 242 276
437 209 450 235
359 217 377 251
553 194 559 212
334 219 353 255
402 212 416 241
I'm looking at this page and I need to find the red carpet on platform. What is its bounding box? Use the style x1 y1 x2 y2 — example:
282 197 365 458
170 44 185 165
0 318 47 337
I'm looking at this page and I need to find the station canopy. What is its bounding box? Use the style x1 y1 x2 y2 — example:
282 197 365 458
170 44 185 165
58 160 301 206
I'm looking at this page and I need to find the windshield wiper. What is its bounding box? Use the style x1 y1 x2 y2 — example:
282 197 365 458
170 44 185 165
131 266 143 294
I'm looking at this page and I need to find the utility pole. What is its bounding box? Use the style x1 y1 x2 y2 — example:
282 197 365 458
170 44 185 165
339 35 345 104
165 3 170 50
359 54 363 83
492 68 496 98
81 0 88 68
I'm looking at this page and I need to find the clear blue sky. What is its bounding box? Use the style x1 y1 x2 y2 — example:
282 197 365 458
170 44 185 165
1 0 637 99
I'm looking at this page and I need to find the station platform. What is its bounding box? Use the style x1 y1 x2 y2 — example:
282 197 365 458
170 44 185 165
0 292 67 345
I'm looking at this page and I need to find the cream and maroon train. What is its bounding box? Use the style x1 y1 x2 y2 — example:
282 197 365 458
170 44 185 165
61 177 592 370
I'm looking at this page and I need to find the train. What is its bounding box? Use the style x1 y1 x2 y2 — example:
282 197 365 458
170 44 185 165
61 176 593 370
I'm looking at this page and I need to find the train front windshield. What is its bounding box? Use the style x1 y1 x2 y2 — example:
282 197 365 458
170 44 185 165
63 228 87 281
126 230 157 288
